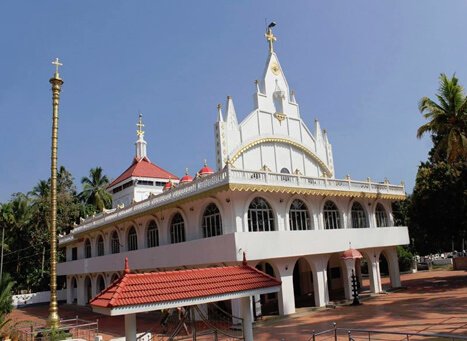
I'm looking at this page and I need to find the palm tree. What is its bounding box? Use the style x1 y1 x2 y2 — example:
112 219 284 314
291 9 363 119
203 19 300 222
417 73 467 163
79 167 112 212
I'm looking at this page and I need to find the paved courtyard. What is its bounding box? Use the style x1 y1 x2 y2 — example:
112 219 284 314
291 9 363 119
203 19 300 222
8 270 467 340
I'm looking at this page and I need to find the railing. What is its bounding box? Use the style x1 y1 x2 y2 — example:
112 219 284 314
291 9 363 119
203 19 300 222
309 323 467 341
15 316 98 341
59 166 405 245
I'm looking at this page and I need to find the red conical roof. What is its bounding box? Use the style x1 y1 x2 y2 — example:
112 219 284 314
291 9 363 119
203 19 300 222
109 157 178 188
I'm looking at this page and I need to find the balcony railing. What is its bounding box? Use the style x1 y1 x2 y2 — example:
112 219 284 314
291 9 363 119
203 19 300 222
59 166 405 245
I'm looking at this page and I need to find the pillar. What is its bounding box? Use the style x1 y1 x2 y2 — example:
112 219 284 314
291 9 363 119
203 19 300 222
342 258 355 300
240 296 253 341
125 314 137 341
275 258 296 316
368 253 382 293
385 247 402 288
77 277 86 306
307 255 330 307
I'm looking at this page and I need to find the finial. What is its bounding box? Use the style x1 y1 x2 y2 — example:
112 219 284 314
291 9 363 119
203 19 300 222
265 22 277 54
242 251 247 266
204 159 208 166
217 103 223 122
349 241 352 249
51 57 63 78
124 257 130 274
136 113 145 138
185 167 189 175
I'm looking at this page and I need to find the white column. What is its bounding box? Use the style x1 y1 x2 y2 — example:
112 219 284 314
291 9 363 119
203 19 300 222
276 259 296 316
231 298 242 321
66 276 72 304
125 314 137 341
77 277 86 306
342 258 355 300
369 255 382 293
307 255 330 307
386 247 401 288
240 296 254 341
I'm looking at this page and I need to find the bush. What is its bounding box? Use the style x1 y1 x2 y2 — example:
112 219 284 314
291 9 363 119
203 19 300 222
397 246 414 272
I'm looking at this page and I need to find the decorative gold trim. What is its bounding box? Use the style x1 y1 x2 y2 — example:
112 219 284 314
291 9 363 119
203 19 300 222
230 137 333 177
274 112 286 124
271 62 280 75
227 183 406 200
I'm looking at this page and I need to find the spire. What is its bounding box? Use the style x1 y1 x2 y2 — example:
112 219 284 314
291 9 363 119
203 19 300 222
314 119 323 141
135 113 148 160
265 22 277 54
217 103 224 122
225 96 238 128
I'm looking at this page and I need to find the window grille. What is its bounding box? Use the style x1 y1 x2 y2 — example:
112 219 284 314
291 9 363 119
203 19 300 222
128 226 138 251
248 197 275 232
324 201 341 229
202 203 223 238
170 213 186 244
289 199 312 230
84 239 91 258
147 220 159 247
111 231 120 254
97 235 104 256
375 203 388 227
351 202 368 228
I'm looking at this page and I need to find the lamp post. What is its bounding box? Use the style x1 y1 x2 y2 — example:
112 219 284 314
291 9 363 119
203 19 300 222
48 58 64 329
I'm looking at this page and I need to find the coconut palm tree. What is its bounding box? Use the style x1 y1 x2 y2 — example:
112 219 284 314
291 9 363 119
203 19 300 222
79 167 112 212
417 73 467 163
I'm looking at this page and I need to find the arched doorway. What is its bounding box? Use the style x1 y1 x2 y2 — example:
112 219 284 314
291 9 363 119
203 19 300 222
70 277 77 304
326 254 345 301
97 275 106 294
293 258 314 307
110 273 120 283
255 262 279 316
84 276 92 304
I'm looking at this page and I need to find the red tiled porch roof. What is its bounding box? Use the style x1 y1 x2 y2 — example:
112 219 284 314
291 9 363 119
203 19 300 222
108 157 178 188
90 261 281 309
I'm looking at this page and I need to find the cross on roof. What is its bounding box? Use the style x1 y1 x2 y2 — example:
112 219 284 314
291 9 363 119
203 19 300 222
265 25 277 53
52 58 63 74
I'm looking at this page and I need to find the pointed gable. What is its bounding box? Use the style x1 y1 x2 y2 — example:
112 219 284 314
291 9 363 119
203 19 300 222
108 157 178 188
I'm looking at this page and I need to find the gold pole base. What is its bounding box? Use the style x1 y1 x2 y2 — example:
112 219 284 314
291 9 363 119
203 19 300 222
47 310 60 329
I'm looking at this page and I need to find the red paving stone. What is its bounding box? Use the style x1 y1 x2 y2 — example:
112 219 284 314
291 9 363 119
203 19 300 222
7 270 467 340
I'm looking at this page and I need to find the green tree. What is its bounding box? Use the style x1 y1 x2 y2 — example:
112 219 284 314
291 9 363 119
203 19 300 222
417 73 467 163
79 167 112 212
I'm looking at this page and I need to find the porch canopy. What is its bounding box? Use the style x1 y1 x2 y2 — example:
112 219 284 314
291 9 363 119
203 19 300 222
90 257 281 341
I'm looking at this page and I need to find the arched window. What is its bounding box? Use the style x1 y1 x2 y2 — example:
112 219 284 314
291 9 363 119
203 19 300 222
375 203 388 227
111 231 120 254
97 235 104 256
147 220 159 248
351 202 368 228
84 239 91 258
202 203 223 238
289 199 311 230
248 197 275 232
111 273 120 283
280 168 291 181
127 226 138 251
170 213 186 244
97 275 106 293
324 201 341 230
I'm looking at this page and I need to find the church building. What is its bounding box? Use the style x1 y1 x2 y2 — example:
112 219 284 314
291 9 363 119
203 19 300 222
58 25 409 318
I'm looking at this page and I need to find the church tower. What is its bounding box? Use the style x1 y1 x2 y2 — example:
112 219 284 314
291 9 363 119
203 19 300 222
108 114 179 208
214 23 335 177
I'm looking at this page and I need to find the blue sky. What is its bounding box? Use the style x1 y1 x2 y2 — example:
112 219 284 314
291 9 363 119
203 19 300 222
1 1 466 202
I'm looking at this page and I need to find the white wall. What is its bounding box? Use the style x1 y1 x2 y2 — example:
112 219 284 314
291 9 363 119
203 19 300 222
12 289 67 307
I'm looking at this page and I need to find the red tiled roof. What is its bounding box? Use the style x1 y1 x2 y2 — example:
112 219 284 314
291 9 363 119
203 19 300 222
109 157 178 188
341 248 363 260
90 263 281 308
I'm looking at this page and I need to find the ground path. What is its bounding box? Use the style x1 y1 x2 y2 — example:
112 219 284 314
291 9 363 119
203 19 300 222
7 270 467 340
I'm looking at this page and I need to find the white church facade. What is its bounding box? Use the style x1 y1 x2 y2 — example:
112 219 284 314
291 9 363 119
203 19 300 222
57 26 409 317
